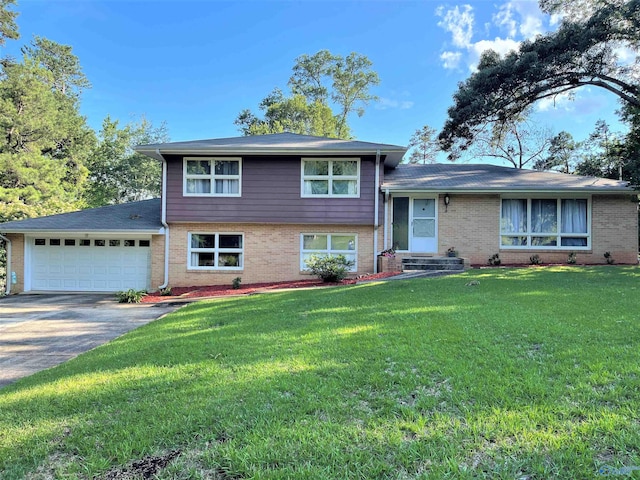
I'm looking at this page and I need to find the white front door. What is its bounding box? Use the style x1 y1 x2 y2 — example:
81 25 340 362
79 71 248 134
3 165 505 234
411 198 437 252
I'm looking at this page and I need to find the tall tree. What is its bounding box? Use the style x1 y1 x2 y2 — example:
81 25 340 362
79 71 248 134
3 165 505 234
0 0 18 46
234 88 345 138
575 120 628 180
534 131 580 173
236 50 379 139
0 56 94 222
22 36 90 97
469 116 552 169
406 125 440 164
438 0 640 156
85 116 168 207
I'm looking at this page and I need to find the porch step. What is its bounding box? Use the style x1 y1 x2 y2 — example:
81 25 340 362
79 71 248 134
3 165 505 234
402 257 465 272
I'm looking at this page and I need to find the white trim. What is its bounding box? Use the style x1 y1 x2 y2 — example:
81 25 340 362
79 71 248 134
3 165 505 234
183 157 242 197
187 232 244 271
499 196 592 250
300 158 361 198
391 195 438 253
300 233 358 272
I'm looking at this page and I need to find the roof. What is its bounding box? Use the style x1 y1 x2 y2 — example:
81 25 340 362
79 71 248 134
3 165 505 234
0 199 163 233
135 132 408 168
382 163 634 193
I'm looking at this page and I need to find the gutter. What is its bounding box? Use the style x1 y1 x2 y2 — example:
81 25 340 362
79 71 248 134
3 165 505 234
373 150 380 273
0 233 11 295
158 149 170 290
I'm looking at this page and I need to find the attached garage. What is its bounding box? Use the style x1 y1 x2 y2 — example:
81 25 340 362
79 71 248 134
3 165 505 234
28 237 152 292
0 199 164 294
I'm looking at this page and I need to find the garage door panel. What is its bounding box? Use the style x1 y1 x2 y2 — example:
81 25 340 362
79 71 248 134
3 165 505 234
30 238 151 292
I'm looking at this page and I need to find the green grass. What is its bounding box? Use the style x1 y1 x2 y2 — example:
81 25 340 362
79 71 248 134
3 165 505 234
1 266 640 479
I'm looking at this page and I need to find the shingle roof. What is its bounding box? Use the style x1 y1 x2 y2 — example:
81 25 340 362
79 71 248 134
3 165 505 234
383 163 633 193
135 132 407 167
0 199 163 233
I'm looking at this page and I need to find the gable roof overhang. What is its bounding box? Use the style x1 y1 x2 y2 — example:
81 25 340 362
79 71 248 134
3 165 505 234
381 164 635 195
135 132 408 167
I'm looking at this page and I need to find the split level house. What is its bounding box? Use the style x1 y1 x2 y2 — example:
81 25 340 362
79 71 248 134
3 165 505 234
0 132 637 294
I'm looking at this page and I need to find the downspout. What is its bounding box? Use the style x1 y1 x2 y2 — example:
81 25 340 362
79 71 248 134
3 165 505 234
373 150 381 273
0 233 11 295
158 149 170 290
383 188 390 250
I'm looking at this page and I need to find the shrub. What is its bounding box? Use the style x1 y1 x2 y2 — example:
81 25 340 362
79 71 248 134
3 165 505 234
116 289 147 303
305 254 355 283
529 254 542 265
488 253 501 266
604 251 615 264
567 252 577 265
159 287 173 296
232 277 242 289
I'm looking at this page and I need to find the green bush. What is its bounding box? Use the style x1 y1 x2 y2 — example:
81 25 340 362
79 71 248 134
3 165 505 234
604 251 615 264
159 287 173 296
488 253 501 266
567 252 577 265
116 289 147 303
529 254 542 265
232 277 242 289
305 254 355 283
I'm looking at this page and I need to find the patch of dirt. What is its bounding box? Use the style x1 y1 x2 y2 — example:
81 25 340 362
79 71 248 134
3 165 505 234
142 272 402 303
99 450 181 479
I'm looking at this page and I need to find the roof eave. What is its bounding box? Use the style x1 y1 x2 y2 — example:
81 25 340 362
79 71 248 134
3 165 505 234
381 187 635 194
135 146 407 166
0 228 165 235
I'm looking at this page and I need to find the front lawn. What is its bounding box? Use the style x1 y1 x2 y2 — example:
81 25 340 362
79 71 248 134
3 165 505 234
1 267 639 479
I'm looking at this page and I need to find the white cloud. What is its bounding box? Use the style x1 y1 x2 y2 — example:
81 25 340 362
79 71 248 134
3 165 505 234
494 3 517 37
376 97 415 110
536 92 575 112
436 4 474 48
437 1 549 71
440 51 462 70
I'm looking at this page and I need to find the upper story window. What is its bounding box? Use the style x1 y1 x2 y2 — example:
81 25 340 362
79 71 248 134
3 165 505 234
301 158 360 198
501 197 590 249
184 157 241 196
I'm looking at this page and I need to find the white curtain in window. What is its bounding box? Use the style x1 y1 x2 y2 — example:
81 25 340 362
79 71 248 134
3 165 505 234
188 179 210 194
215 179 239 194
531 199 557 233
561 199 587 233
502 199 527 232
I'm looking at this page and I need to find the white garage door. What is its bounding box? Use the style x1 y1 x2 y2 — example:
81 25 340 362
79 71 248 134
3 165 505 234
30 237 151 292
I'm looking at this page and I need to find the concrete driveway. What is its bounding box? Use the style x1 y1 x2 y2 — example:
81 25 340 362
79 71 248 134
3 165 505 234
0 294 182 388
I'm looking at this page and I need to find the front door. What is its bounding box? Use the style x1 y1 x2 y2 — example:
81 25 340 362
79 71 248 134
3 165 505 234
411 198 437 252
392 196 438 253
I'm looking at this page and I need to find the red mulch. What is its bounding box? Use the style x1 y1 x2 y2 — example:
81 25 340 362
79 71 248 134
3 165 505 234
141 271 402 303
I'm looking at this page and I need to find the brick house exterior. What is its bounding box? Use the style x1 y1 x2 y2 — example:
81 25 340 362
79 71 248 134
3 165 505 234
0 133 637 294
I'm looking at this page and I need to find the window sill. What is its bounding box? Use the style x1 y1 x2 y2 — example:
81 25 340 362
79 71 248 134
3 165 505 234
187 268 244 273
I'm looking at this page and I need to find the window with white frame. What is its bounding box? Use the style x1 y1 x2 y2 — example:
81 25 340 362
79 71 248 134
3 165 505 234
188 233 243 269
184 157 241 196
500 198 590 249
301 158 359 197
300 234 357 271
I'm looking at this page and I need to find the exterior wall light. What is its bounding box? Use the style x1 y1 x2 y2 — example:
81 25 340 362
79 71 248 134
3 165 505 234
444 193 451 212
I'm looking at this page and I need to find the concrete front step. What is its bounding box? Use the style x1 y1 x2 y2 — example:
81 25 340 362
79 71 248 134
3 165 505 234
403 263 465 271
401 256 464 272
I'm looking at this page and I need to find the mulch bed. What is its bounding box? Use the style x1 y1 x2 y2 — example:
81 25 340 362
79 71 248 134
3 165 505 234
141 271 402 303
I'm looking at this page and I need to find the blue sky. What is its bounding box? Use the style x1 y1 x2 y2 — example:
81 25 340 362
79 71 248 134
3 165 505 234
2 0 626 159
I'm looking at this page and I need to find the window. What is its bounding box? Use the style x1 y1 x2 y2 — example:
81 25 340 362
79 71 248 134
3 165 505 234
188 233 243 270
301 158 360 197
139 240 150 247
300 234 357 271
124 240 136 247
49 239 61 246
94 240 105 247
64 239 76 246
79 239 91 246
109 239 121 247
501 198 590 249
184 157 241 196
35 239 45 246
